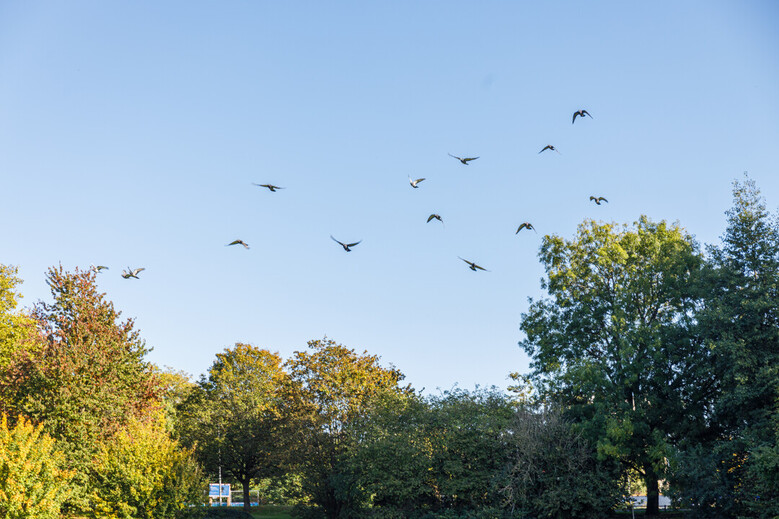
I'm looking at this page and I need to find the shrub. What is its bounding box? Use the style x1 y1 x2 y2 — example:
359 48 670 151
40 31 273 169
0 414 72 519
88 412 203 519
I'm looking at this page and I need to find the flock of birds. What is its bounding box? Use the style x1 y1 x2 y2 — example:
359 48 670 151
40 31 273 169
91 109 605 279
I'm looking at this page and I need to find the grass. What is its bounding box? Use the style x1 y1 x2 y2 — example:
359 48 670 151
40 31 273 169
249 505 293 519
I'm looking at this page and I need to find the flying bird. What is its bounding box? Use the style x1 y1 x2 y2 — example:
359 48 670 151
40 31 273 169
90 265 109 273
516 222 536 234
121 267 145 279
448 153 479 165
227 240 250 249
409 177 425 188
589 196 608 205
427 214 443 224
539 145 560 154
572 109 592 124
458 257 489 272
252 183 284 192
331 235 361 252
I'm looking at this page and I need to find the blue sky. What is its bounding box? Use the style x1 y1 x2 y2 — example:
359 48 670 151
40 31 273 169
2 2 778 392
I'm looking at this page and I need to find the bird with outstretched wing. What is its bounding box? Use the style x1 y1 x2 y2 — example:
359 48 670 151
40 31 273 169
516 222 536 234
331 235 362 252
572 109 592 124
458 257 489 272
448 153 479 165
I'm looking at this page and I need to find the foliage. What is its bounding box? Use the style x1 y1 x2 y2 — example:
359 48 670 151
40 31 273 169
741 438 779 518
0 414 72 519
502 408 626 518
519 217 705 515
667 443 737 518
178 344 289 511
254 474 307 506
284 338 410 519
89 413 204 519
1 265 161 510
0 264 40 413
155 366 197 435
670 176 779 517
88 411 204 519
0 265 37 366
343 388 516 517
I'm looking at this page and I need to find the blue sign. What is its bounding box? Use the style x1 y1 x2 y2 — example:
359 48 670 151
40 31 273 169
209 484 231 498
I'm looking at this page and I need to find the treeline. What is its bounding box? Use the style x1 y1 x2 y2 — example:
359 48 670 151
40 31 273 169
1 176 778 519
0 266 615 518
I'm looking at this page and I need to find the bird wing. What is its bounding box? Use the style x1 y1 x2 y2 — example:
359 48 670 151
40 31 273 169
416 178 425 183
590 196 596 201
458 256 470 265
539 145 550 153
448 153 461 161
330 235 346 247
427 214 435 223
133 268 145 275
464 157 479 162
583 110 592 118
474 263 488 271
346 240 362 248
572 111 579 124
599 197 608 203
516 223 527 233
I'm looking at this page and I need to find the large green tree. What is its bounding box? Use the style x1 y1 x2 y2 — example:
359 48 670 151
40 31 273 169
177 343 288 512
519 217 705 515
285 338 410 519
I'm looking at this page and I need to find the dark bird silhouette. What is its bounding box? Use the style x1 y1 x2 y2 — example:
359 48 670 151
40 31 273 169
539 145 560 154
253 183 284 192
121 267 145 279
572 109 592 124
409 177 425 188
90 265 109 273
590 196 608 205
227 240 250 249
458 257 489 272
516 222 536 234
448 153 479 165
427 214 443 224
331 235 361 252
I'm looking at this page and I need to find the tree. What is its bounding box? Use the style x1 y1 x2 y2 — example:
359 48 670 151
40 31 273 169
671 176 779 516
178 344 288 512
705 176 779 442
2 265 161 510
519 217 705 515
285 338 410 519
0 414 72 519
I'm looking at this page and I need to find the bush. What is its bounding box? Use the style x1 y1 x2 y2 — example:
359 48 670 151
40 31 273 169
502 409 625 518
88 412 203 519
0 414 72 519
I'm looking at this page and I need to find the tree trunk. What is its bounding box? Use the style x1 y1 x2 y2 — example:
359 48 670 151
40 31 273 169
644 467 660 516
241 477 252 512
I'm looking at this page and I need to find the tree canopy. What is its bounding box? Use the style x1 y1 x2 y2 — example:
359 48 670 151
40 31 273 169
520 216 705 515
